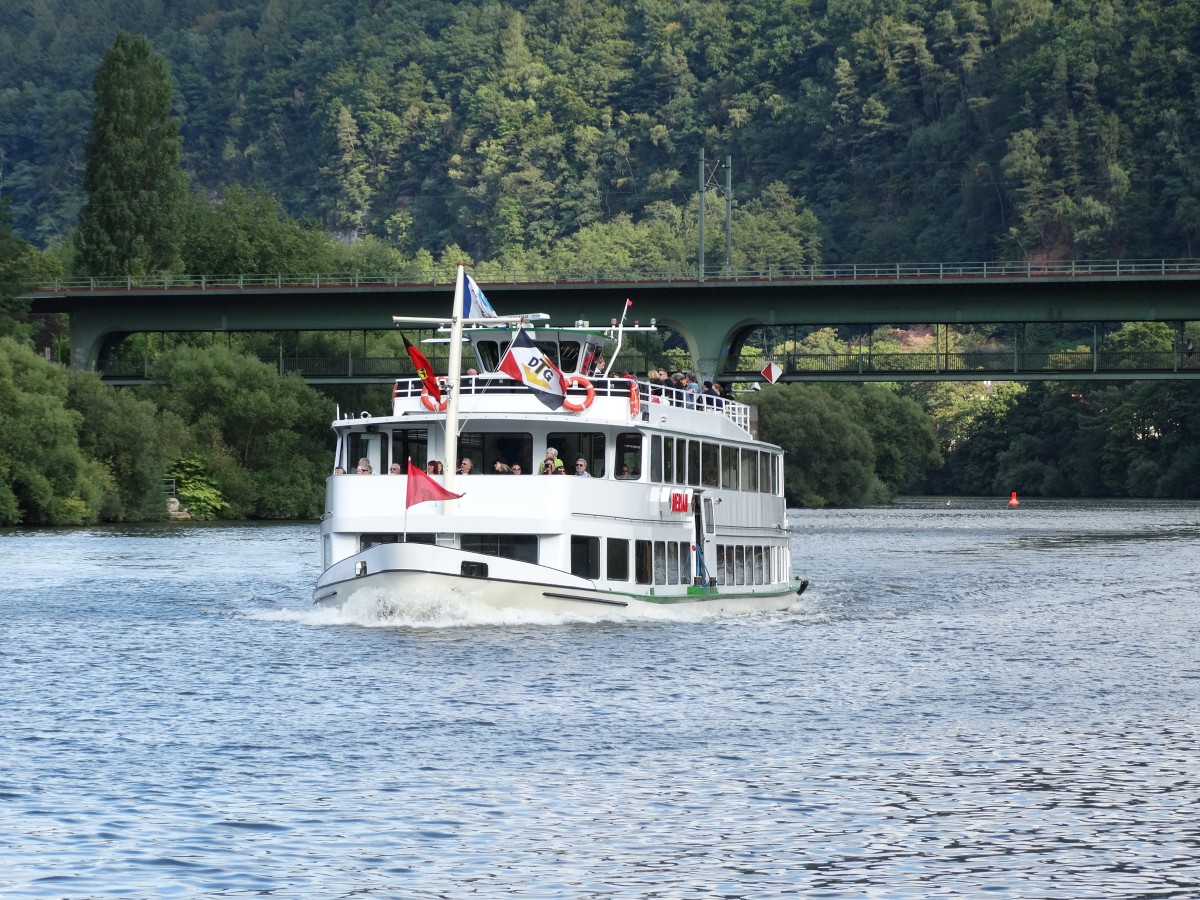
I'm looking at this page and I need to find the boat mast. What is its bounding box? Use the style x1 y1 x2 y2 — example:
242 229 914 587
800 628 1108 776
443 265 467 506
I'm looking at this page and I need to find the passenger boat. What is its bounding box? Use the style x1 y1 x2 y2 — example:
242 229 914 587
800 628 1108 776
313 266 808 615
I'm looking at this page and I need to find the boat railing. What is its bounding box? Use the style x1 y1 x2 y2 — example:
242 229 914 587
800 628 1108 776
392 376 752 431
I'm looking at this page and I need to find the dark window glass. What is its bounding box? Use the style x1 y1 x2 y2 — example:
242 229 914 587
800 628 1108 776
722 445 739 489
571 535 601 579
391 428 429 470
701 442 720 487
607 538 629 581
635 540 653 584
616 433 642 480
462 534 538 564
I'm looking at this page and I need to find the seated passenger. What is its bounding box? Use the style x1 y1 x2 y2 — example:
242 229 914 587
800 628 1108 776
427 460 444 475
511 463 523 475
617 464 631 479
574 458 592 477
388 462 402 474
356 458 373 474
492 460 512 474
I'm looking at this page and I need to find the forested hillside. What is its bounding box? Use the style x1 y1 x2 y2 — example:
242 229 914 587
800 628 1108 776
2 0 1197 264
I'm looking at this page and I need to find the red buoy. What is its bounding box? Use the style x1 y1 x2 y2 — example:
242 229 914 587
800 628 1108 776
1008 491 1020 508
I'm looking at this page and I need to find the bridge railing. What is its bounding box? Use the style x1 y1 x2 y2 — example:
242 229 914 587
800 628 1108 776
101 348 1199 382
742 349 1195 376
32 257 1200 293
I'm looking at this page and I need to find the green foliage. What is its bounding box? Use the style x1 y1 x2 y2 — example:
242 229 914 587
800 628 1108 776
67 370 189 520
166 454 228 520
755 383 882 507
149 344 334 518
6 0 1199 264
72 32 188 276
0 337 99 525
181 186 336 275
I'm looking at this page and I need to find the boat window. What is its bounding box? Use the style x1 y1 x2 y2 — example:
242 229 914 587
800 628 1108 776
667 542 679 585
616 433 642 480
473 340 506 372
735 545 746 585
560 341 581 373
759 452 772 494
721 445 739 490
754 547 765 584
391 428 429 470
703 497 716 534
675 439 688 485
547 431 605 476
681 543 692 584
462 534 538 564
571 535 600 579
740 448 759 492
607 538 629 581
361 533 399 549
701 442 720 487
663 437 675 483
653 541 667 585
635 540 653 584
651 435 663 482
460 431 533 474
687 441 701 487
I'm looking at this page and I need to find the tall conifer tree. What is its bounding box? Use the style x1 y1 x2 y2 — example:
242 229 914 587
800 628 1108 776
74 33 187 277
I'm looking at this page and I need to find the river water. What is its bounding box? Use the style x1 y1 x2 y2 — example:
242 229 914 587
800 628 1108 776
2 500 1199 898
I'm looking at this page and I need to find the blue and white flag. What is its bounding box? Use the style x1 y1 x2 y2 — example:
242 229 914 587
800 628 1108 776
463 270 497 319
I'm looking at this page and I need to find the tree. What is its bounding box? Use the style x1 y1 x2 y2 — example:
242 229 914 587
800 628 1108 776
67 370 190 520
149 345 333 518
73 32 188 277
0 337 103 525
756 383 882 507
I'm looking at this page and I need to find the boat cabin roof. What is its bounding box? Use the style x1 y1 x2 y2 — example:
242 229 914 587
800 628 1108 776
467 327 617 377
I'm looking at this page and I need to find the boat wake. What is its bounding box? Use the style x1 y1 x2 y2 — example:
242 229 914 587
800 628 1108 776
246 585 793 629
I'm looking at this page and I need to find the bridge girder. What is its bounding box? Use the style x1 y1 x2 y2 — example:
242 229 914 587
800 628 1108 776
28 274 1200 380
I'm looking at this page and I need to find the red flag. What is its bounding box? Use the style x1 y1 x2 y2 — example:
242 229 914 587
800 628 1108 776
406 460 463 508
403 335 441 402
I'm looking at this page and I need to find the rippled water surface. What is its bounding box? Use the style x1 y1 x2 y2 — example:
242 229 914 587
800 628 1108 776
3 500 1200 898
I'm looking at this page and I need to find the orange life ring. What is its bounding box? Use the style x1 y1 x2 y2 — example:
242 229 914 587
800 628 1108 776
627 379 641 418
421 377 449 412
561 375 596 413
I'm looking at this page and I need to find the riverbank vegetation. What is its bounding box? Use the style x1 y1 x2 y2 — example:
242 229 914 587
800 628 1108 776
2 4 1200 523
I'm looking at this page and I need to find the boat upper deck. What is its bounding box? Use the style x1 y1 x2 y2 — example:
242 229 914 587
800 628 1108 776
387 374 754 436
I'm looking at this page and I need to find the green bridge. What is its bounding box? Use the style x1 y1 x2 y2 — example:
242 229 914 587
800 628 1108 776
27 258 1200 383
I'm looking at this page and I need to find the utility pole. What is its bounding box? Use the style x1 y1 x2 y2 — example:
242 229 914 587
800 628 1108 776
698 150 732 282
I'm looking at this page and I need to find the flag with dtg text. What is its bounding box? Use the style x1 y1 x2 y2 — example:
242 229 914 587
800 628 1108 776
498 330 567 410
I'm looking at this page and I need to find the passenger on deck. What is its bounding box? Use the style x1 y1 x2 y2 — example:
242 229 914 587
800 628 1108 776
492 460 512 474
456 458 473 475
541 459 557 475
388 462 402 474
617 464 631 479
574 458 592 477
511 464 523 475
427 460 444 475
334 466 346 475
544 448 564 470
356 458 373 474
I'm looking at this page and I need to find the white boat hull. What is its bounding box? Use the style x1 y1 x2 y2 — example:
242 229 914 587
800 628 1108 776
314 542 807 617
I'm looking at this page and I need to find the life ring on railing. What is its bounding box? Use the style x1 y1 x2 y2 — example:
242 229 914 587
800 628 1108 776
420 377 450 412
561 375 596 413
627 379 641 418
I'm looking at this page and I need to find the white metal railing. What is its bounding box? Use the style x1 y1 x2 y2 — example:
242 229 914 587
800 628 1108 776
30 258 1200 293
